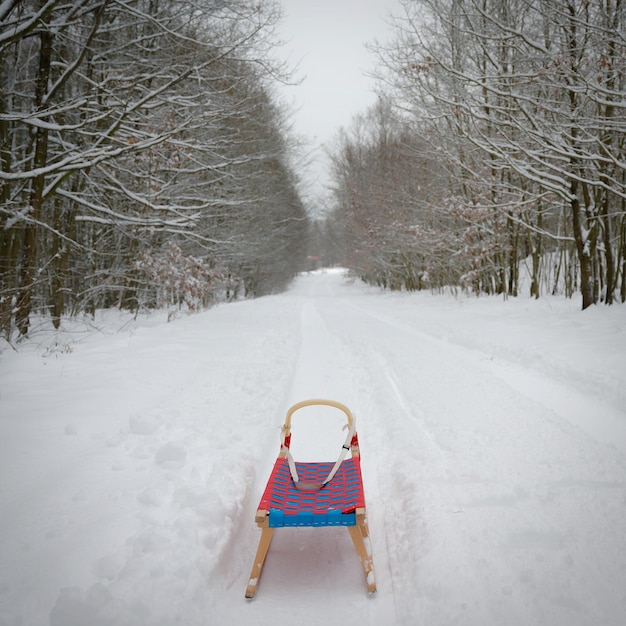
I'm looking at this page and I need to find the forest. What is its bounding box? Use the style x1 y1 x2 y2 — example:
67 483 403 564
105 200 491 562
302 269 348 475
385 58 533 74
326 0 626 309
0 0 308 338
1 0 625 343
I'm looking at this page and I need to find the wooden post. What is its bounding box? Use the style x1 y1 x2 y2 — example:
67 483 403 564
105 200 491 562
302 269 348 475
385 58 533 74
245 510 274 599
347 508 376 593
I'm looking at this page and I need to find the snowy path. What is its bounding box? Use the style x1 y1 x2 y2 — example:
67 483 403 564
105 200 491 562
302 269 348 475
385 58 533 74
1 269 625 625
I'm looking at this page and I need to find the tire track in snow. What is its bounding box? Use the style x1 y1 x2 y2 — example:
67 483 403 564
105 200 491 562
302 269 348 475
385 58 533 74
309 299 444 624
374 345 449 458
344 300 626 457
291 299 400 625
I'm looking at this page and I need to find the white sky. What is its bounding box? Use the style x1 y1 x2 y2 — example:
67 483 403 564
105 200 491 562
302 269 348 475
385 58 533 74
274 0 402 201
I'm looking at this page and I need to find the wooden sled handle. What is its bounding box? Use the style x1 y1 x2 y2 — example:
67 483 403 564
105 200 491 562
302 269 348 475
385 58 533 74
283 399 354 439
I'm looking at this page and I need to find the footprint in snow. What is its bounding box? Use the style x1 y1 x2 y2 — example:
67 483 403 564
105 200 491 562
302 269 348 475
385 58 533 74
129 412 161 435
92 554 123 581
154 442 187 469
137 488 162 507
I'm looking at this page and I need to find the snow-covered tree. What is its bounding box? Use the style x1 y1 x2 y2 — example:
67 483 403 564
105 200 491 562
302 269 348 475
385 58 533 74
364 0 626 307
0 0 308 337
329 98 458 291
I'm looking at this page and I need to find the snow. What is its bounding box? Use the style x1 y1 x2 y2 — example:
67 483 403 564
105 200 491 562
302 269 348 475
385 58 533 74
1 268 625 626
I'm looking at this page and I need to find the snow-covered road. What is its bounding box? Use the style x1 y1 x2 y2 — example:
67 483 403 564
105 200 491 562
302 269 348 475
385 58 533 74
1 269 625 625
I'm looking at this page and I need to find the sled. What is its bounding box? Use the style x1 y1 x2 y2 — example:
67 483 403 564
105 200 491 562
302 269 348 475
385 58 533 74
245 399 376 599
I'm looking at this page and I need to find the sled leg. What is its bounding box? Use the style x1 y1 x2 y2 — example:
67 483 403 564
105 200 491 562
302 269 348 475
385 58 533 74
245 527 274 599
348 509 376 593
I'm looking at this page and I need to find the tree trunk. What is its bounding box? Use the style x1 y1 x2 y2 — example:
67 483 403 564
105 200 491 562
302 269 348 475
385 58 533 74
599 200 615 305
570 181 594 310
14 30 53 336
620 218 626 303
0 55 15 336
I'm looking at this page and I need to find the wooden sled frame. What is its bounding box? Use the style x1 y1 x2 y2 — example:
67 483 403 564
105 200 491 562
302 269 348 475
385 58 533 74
245 399 376 598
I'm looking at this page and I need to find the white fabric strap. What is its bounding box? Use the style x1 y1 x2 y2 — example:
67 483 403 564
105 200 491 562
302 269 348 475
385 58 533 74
321 421 355 486
282 444 300 483
281 419 356 490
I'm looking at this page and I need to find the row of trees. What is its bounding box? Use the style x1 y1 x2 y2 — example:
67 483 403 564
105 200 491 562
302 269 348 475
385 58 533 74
328 0 625 308
1 0 309 338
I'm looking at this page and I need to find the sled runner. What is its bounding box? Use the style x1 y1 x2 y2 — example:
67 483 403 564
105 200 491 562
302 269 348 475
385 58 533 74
245 399 376 598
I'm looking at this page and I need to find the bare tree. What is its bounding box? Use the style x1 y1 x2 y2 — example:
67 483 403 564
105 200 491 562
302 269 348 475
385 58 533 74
365 0 625 307
1 0 309 337
329 98 456 291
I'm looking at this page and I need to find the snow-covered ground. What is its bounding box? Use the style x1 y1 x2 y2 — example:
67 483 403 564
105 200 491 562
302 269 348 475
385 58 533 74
1 268 625 626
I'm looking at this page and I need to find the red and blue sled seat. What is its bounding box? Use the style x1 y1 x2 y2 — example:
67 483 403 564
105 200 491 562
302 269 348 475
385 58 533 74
245 399 376 598
259 456 366 528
